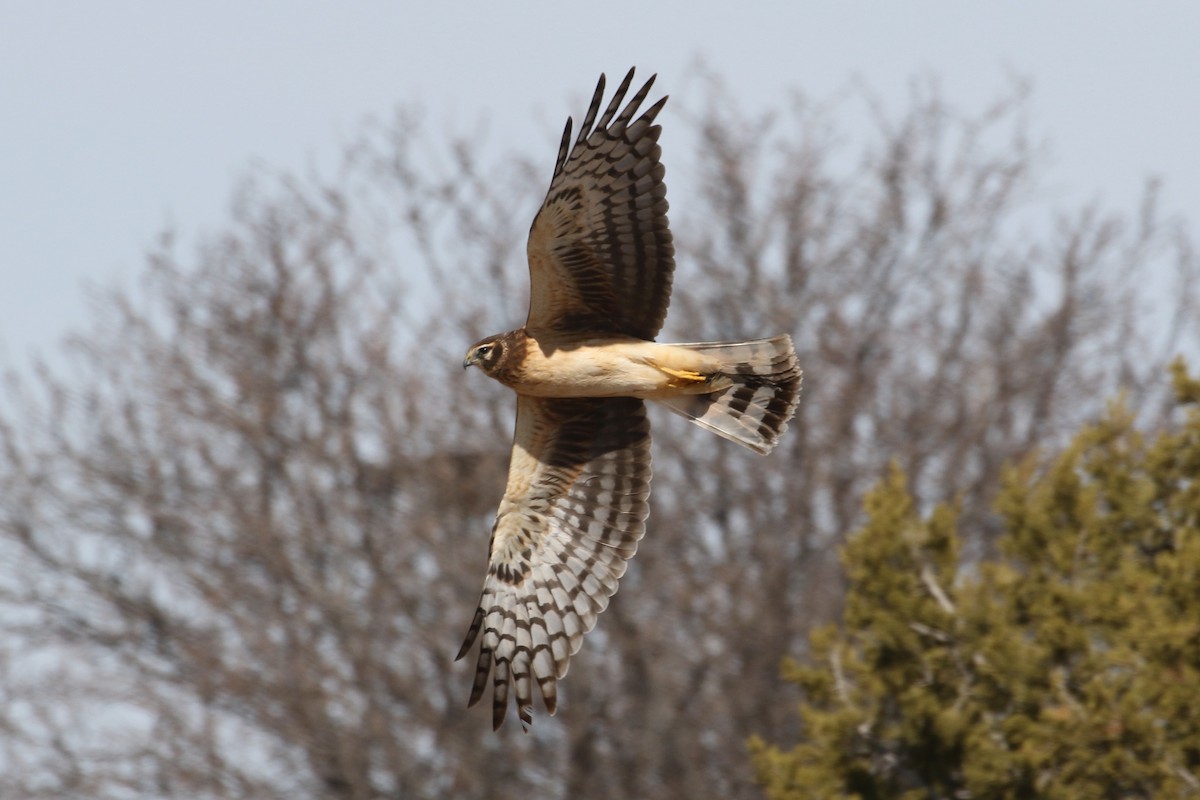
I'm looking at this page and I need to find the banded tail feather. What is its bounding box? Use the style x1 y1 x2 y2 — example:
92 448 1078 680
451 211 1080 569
654 335 801 455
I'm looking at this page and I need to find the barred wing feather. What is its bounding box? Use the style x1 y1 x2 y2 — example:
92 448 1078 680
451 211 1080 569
456 396 652 730
525 68 675 340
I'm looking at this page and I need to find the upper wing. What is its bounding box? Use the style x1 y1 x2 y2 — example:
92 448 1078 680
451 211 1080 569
525 69 675 340
456 395 652 730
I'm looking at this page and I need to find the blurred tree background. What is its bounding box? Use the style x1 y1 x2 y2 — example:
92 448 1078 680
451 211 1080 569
0 77 1197 798
752 363 1200 798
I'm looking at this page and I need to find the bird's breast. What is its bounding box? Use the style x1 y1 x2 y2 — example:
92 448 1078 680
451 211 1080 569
501 335 718 400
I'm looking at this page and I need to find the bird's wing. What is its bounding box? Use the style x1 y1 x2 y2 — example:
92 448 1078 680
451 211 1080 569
525 68 675 340
456 395 652 730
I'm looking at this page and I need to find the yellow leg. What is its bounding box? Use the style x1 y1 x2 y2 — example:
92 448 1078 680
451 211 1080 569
659 366 708 388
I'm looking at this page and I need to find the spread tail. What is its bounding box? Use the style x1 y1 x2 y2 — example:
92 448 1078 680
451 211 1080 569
653 335 801 455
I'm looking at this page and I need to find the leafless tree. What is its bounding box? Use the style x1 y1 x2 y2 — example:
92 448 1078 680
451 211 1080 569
0 76 1195 799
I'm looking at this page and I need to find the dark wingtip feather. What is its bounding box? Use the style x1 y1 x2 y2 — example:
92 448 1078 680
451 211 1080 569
555 116 574 176
595 68 636 131
574 73 607 150
491 660 510 729
467 644 491 709
642 93 669 126
455 604 485 661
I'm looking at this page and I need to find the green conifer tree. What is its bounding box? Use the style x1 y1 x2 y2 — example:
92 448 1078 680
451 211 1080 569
752 361 1200 799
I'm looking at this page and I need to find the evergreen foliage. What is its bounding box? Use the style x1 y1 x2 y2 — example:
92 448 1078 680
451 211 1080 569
752 361 1200 798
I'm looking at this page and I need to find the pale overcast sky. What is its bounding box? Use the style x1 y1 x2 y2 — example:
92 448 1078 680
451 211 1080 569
2 2 1198 362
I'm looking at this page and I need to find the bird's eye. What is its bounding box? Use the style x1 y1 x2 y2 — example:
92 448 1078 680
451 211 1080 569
477 345 492 357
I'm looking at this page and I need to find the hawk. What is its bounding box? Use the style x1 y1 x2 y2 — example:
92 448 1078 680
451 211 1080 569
458 68 801 730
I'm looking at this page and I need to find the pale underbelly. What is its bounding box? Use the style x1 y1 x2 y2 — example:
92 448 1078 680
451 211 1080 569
511 340 718 399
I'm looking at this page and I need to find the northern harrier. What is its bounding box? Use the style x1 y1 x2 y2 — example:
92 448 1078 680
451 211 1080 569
458 69 801 730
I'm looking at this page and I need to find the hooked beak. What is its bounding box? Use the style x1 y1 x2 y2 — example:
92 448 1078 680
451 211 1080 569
462 353 476 370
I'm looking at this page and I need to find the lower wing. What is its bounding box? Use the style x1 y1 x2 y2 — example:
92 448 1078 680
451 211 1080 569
456 395 652 730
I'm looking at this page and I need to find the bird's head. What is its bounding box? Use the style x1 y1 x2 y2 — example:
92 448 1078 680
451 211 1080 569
463 333 511 377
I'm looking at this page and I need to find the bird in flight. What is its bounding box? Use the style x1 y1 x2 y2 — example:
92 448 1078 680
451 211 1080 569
458 68 801 730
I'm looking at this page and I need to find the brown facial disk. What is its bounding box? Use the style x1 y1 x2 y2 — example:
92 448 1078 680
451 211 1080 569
465 329 528 387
